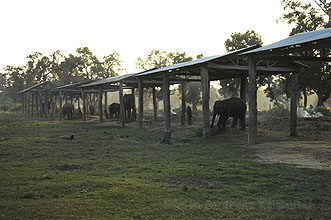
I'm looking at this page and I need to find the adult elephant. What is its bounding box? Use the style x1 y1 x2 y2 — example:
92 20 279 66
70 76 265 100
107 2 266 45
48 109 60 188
211 98 246 131
123 94 135 122
62 103 74 119
109 103 120 119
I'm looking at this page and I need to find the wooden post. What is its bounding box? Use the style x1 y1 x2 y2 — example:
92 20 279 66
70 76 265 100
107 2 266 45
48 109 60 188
240 75 247 101
248 57 257 145
290 71 298 136
200 65 210 138
119 81 125 128
98 87 103 122
27 92 31 115
152 87 158 121
104 91 108 113
50 91 54 121
161 73 171 144
35 93 39 116
31 93 34 115
131 88 136 120
138 78 144 129
39 92 43 117
82 90 87 122
44 91 48 118
70 93 73 104
21 93 25 114
181 83 186 126
59 90 63 120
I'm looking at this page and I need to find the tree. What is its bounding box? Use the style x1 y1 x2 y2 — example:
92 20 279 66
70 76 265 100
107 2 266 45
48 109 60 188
2 66 26 102
103 52 125 78
75 47 101 80
278 0 331 107
220 30 263 98
136 49 193 101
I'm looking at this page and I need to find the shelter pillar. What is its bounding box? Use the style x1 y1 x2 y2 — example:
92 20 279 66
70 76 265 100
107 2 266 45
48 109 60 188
119 81 125 128
31 93 34 115
35 93 39 116
59 90 63 120
248 57 257 144
181 82 186 126
98 87 103 122
27 92 31 115
152 87 158 121
39 92 43 116
290 71 299 136
161 73 171 144
131 88 136 120
240 75 247 100
44 91 48 118
81 89 87 122
200 65 210 138
104 91 108 115
50 91 55 121
138 78 144 129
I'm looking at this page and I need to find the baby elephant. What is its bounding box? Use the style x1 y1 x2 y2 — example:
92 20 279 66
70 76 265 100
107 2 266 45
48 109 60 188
62 103 74 119
211 98 246 131
109 103 120 119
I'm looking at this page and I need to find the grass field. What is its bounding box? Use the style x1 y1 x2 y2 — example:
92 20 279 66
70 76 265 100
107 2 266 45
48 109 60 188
0 112 330 219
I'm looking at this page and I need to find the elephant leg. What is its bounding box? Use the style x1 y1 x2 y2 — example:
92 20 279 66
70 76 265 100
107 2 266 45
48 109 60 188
231 117 238 128
239 116 246 130
217 115 223 130
221 113 230 130
211 113 217 128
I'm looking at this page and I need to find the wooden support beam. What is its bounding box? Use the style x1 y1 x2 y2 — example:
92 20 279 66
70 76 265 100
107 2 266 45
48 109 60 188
44 92 48 118
35 93 39 116
240 75 247 100
104 91 108 114
50 92 54 121
59 90 63 120
98 87 103 122
290 71 299 136
31 93 34 115
119 81 125 128
161 73 171 144
27 92 31 115
131 88 136 121
200 65 210 138
181 83 186 126
138 78 144 129
81 89 87 122
248 57 258 145
39 92 43 117
152 87 158 121
207 62 299 73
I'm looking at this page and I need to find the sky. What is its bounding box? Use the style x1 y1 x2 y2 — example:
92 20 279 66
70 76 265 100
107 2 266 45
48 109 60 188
0 0 295 74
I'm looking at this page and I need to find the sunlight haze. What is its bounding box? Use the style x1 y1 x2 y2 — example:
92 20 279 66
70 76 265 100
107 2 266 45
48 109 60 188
0 0 293 74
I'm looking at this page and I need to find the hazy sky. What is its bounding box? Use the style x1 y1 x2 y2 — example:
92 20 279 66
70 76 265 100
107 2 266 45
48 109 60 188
0 0 295 74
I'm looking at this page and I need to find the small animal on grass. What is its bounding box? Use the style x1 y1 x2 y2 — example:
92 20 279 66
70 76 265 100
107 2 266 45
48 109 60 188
109 103 120 119
62 103 74 119
211 97 246 131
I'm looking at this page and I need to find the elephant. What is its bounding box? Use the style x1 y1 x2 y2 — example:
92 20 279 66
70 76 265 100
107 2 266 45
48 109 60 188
109 103 120 119
211 98 246 131
62 103 74 119
123 94 135 121
89 105 95 115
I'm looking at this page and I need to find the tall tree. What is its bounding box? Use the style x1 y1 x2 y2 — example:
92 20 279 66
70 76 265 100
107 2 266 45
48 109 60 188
278 0 331 107
136 49 193 101
220 30 263 98
103 51 125 78
2 66 26 102
75 47 100 80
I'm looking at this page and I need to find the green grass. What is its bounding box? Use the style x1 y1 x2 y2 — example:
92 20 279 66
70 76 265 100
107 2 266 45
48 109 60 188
0 112 330 219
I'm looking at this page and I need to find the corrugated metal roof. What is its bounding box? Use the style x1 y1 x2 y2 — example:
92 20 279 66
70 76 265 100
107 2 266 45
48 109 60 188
241 27 331 55
20 81 57 93
79 73 139 88
137 45 260 77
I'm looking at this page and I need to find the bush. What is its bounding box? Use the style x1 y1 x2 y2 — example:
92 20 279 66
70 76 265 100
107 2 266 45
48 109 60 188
265 106 290 118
